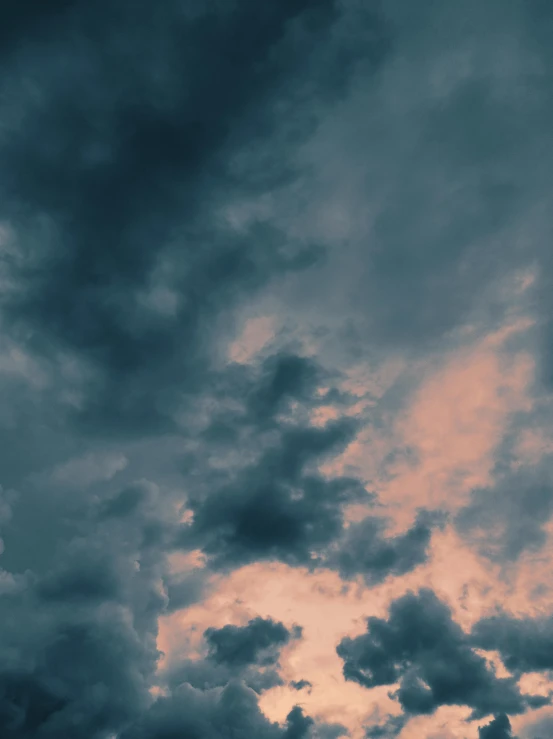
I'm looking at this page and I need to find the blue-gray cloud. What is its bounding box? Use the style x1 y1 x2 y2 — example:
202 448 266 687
478 714 517 739
337 589 548 721
455 462 553 562
1 1 553 737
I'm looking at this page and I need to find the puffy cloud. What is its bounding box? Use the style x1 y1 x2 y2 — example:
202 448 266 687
2 1 553 738
204 617 302 669
336 589 547 720
119 680 315 739
0 480 170 737
334 510 447 585
455 462 553 562
471 611 553 675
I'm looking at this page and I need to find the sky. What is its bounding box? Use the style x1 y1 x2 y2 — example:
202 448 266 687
1 1 553 738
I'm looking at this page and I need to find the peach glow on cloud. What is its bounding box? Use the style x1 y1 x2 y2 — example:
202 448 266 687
157 310 553 739
322 318 535 520
6 3 553 738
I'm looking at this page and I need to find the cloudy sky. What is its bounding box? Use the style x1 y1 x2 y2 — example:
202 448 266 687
1 1 553 738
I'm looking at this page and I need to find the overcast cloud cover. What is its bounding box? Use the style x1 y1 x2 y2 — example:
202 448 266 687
1 1 553 737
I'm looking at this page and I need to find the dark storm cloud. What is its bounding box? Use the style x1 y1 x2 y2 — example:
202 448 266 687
0 0 389 602
290 679 313 692
336 589 545 720
2 1 553 738
118 680 316 739
455 462 553 562
204 617 301 668
165 658 285 697
164 617 302 696
284 705 315 739
257 0 553 394
0 0 390 436
334 509 447 585
364 714 406 739
196 352 329 444
471 610 553 675
0 1 76 57
478 714 517 739
174 351 442 576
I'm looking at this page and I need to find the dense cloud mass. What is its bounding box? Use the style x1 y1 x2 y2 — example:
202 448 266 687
165 617 302 695
455 463 553 562
471 611 553 675
337 589 548 719
335 509 447 584
478 714 517 739
2 1 553 738
118 680 314 739
181 419 363 567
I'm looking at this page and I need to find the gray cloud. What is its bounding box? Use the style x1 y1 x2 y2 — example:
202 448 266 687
336 589 547 721
471 610 553 675
118 680 315 739
241 0 553 386
478 714 517 739
204 617 302 669
334 509 447 585
164 617 303 696
172 349 442 578
0 479 170 738
364 714 406 739
1 1 553 738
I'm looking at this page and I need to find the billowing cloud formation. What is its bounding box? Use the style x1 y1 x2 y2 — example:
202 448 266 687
337 589 547 719
365 714 406 739
456 462 553 562
174 349 442 579
165 617 303 695
335 510 447 585
1 0 372 436
181 419 364 568
471 611 553 675
119 680 314 739
2 0 553 738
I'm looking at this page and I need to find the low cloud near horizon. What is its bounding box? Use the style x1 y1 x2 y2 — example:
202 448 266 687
1 1 553 737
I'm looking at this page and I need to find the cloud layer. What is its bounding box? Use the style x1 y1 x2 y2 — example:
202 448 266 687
1 1 553 738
